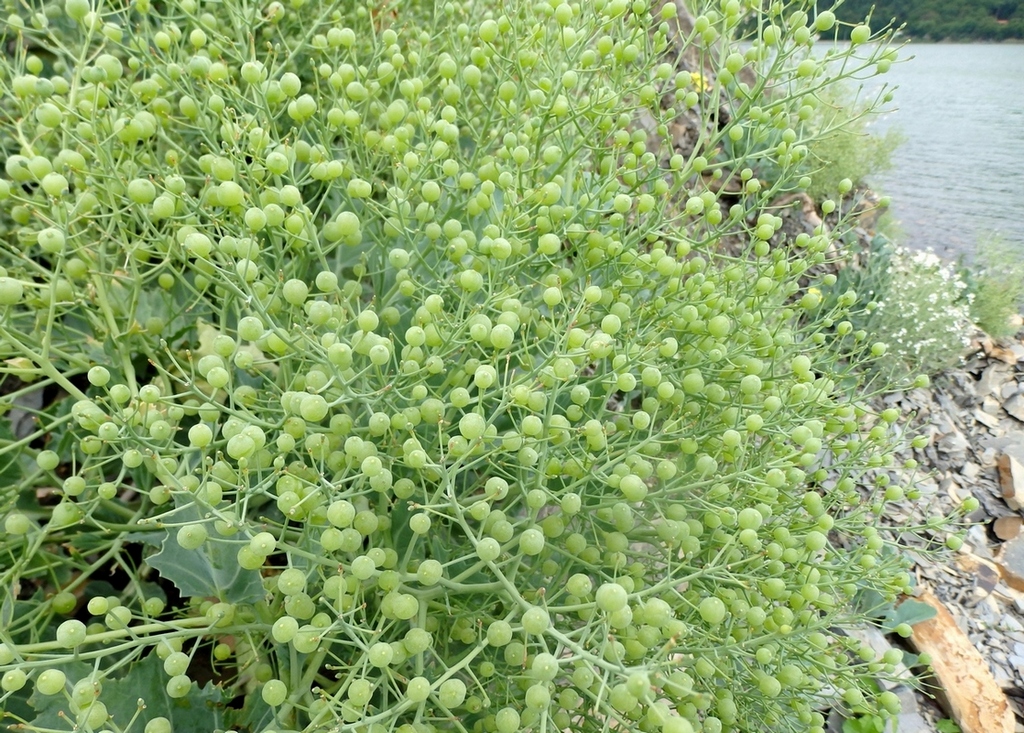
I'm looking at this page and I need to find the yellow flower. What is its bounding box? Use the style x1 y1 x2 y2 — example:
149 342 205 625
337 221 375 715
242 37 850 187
690 71 711 92
801 287 822 310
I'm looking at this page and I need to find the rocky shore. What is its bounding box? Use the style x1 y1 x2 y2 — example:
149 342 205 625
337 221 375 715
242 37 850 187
824 306 1024 733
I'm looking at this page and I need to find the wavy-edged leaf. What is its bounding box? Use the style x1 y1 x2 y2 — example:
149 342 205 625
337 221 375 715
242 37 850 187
145 502 263 604
98 653 227 732
29 655 228 732
882 598 938 632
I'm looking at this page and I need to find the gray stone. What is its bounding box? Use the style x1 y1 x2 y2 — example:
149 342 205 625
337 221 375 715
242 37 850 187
1003 615 1024 633
998 451 1024 511
1005 393 1024 422
938 388 967 415
974 597 999 626
894 685 920 712
955 485 977 501
938 427 969 457
994 665 1016 688
997 534 1024 592
974 564 1001 598
999 614 1024 634
968 524 996 560
1009 441 1024 464
980 364 1014 397
896 712 932 733
935 413 957 434
1004 381 1022 400
978 409 1003 428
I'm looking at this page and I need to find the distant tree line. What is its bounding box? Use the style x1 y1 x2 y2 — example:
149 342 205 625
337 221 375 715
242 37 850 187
833 0 1024 40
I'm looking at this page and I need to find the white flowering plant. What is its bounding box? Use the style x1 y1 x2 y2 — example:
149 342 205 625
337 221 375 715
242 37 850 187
0 2 969 733
830 235 973 380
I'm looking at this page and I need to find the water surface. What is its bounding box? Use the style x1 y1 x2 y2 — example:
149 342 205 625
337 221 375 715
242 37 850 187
866 43 1024 260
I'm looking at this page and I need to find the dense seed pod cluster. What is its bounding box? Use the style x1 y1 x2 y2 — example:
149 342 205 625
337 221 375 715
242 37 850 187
0 1 963 733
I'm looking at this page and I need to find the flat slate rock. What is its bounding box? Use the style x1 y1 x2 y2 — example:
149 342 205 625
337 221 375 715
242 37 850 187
998 536 1024 594
1006 394 1024 423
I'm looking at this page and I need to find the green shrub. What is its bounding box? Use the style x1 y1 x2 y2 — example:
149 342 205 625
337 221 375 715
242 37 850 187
963 235 1024 339
0 2 967 733
801 82 905 202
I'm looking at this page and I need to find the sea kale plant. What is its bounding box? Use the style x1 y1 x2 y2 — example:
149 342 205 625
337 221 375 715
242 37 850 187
0 1 971 733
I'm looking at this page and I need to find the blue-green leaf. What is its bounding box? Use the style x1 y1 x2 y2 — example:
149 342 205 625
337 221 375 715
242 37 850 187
145 502 263 604
98 653 227 732
882 598 937 631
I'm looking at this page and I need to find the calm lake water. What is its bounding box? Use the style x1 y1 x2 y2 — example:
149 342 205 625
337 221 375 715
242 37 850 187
865 43 1024 260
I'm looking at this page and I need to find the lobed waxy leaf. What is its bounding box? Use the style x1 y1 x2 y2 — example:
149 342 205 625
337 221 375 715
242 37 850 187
883 598 938 631
146 501 263 605
97 654 226 732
